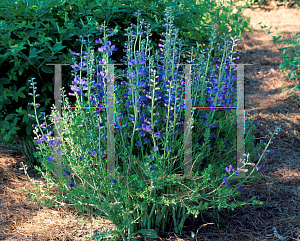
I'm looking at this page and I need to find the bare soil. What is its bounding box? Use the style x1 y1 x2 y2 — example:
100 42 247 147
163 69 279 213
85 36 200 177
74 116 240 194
1 1 300 240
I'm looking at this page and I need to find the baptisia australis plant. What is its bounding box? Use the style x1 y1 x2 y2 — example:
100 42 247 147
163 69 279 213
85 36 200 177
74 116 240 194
19 7 280 241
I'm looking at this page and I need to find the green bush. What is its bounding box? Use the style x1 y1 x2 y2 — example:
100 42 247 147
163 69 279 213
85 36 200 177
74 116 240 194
0 0 252 169
18 8 276 239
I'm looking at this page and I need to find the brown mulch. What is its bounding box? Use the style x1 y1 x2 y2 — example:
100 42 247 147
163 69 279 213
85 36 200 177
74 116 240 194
1 1 300 240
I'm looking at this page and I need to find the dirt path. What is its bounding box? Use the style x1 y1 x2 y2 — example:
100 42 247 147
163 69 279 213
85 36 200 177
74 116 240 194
1 1 300 240
235 1 300 192
202 1 300 240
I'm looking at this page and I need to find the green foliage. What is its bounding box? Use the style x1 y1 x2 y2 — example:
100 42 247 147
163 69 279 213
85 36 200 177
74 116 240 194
207 0 253 47
259 23 300 102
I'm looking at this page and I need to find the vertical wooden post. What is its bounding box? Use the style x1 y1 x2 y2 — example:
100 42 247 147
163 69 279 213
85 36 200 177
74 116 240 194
46 63 70 183
106 64 115 178
235 64 252 178
184 64 193 178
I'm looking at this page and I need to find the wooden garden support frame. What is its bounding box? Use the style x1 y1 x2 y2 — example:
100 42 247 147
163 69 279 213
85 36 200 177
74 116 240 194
46 62 251 183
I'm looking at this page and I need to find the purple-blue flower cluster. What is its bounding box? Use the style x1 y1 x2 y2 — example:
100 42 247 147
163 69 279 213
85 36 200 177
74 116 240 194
26 11 276 195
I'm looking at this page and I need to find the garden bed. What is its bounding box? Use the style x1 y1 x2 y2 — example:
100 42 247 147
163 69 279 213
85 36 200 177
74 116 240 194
1 0 300 240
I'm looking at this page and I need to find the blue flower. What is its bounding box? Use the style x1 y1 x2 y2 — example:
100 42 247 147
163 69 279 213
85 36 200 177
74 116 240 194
144 137 151 143
36 139 43 145
63 169 71 176
135 141 142 146
70 180 75 187
152 146 159 151
256 166 264 171
47 156 54 162
223 176 228 184
225 164 233 173
154 132 163 138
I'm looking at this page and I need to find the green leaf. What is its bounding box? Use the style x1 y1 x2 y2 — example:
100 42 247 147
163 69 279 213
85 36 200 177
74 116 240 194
17 52 30 61
0 90 12 105
62 32 75 39
29 48 38 58
53 42 67 52
15 107 25 115
1 52 14 59
167 1 177 6
12 87 26 102
35 22 40 29
40 97 52 106
13 116 18 125
132 229 158 239
4 120 10 130
0 77 10 85
4 127 20 142
19 61 30 73
279 62 288 69
29 48 45 59
41 83 47 93
17 87 26 99
10 65 19 73
23 112 29 124
0 122 6 133
18 66 24 75
46 81 53 91
5 113 15 121
19 86 26 92
26 125 32 136
41 65 54 74
12 91 19 102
